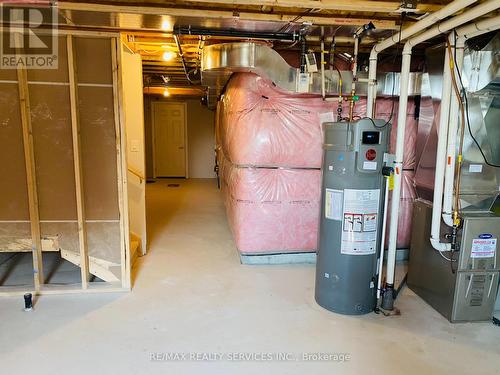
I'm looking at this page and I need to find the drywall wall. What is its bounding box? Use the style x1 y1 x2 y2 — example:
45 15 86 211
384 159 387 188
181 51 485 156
144 97 215 179
186 100 215 179
121 43 147 254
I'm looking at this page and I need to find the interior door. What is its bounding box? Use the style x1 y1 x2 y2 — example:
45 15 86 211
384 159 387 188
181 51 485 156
153 102 187 177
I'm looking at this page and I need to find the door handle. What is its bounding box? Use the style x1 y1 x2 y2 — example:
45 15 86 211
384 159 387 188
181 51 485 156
179 146 185 149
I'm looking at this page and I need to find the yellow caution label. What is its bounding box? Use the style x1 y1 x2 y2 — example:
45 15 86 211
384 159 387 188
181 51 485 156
388 173 394 191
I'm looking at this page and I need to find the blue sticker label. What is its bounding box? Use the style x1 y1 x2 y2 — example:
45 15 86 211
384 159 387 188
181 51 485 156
479 233 493 239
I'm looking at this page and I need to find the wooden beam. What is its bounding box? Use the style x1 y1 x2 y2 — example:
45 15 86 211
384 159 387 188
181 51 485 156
111 38 132 290
16 47 44 291
0 283 126 297
59 0 442 16
57 2 404 29
176 0 442 13
67 35 90 289
0 236 59 252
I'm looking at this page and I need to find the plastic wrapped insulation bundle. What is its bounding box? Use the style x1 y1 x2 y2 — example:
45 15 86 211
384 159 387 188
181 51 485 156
217 73 332 254
219 73 335 168
217 73 418 253
219 156 321 254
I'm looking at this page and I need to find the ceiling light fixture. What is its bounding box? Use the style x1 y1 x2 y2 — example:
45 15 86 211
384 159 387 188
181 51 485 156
161 20 172 31
162 51 176 61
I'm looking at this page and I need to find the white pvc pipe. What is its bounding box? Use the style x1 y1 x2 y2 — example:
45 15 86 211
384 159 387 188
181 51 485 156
365 0 480 118
384 1 499 287
442 15 500 225
430 40 453 252
385 48 411 285
442 32 462 227
404 0 500 48
377 175 390 300
455 14 500 38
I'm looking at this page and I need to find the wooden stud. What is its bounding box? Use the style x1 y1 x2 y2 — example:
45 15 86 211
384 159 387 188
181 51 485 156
111 38 132 290
16 52 44 291
0 283 126 297
0 29 130 297
67 35 90 289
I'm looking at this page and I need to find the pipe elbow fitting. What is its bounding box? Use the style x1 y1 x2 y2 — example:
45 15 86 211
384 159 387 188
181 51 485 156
430 237 451 252
442 213 454 227
402 42 413 54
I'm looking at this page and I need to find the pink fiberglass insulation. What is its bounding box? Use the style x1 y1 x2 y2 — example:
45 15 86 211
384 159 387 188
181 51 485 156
220 157 321 254
220 73 418 169
220 73 335 168
218 72 418 251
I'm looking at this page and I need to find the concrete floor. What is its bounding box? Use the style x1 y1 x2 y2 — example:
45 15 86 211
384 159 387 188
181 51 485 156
1 178 499 375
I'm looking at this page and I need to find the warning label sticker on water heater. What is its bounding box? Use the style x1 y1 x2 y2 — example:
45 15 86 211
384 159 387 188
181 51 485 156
341 189 380 255
325 189 343 221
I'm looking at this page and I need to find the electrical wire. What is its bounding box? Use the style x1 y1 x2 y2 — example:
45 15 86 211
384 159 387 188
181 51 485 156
437 249 457 262
358 116 389 129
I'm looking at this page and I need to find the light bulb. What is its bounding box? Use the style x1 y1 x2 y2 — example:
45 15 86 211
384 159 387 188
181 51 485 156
162 51 176 61
161 20 171 31
163 89 170 97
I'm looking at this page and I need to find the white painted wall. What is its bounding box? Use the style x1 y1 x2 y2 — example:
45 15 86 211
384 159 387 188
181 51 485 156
186 100 216 179
121 43 147 254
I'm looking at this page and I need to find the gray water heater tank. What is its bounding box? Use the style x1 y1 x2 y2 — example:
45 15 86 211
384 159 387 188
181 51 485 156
315 119 390 315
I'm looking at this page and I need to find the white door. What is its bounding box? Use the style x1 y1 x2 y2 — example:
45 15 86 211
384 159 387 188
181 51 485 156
153 102 187 177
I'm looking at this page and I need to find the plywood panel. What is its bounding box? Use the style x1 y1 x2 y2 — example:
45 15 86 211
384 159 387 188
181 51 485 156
27 36 69 83
0 32 17 80
87 222 121 266
0 68 17 80
0 222 31 251
30 85 78 220
74 37 113 84
40 222 78 253
78 86 119 219
0 83 30 220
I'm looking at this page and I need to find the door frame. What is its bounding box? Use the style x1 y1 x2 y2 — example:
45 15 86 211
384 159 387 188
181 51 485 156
151 101 189 178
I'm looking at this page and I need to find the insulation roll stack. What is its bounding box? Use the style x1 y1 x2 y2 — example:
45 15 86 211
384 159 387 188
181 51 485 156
217 73 418 254
217 73 333 254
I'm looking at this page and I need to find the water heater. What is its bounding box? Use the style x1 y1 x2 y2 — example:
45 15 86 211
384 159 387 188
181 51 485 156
315 119 390 315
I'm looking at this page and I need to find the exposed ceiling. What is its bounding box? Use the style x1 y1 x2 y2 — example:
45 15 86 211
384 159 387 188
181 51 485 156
5 0 460 97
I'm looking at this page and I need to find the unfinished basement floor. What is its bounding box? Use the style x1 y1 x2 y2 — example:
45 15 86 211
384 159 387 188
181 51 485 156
1 178 499 374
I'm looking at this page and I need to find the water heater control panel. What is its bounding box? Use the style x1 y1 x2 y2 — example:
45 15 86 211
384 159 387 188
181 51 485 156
323 118 390 175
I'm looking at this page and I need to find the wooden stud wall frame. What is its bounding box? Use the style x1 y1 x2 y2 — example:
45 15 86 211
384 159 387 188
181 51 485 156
0 31 131 296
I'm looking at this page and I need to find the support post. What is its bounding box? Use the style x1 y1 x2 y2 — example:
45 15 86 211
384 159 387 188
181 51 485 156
67 35 90 289
111 38 131 290
16 52 44 291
